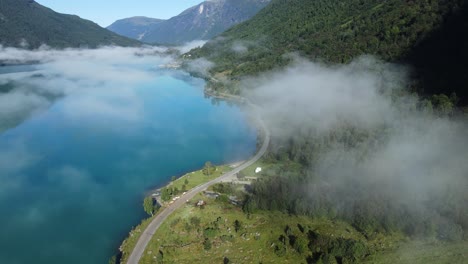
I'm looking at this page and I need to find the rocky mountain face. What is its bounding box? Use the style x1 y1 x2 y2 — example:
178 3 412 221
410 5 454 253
0 0 139 49
107 0 271 45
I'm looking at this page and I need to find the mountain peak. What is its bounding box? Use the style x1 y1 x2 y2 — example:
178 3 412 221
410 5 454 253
108 0 271 45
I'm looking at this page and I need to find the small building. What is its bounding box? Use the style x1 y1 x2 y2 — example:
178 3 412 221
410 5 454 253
229 196 241 206
255 167 262 173
204 191 220 199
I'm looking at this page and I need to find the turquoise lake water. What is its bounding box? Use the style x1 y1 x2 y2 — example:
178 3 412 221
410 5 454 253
0 62 256 263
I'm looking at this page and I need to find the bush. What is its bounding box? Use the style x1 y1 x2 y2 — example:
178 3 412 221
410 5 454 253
203 228 217 238
203 238 212 250
437 221 464 241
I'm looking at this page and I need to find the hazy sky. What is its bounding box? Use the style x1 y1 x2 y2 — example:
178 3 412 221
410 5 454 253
35 0 203 27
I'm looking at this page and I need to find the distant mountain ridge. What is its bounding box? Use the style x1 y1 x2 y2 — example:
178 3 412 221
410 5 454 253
0 0 139 49
107 16 163 41
107 0 270 45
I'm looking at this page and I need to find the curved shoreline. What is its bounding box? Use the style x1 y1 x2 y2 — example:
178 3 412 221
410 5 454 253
125 93 270 264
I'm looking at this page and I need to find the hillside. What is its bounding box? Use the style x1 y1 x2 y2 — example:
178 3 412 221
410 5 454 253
107 16 163 41
0 0 140 48
176 1 468 262
109 0 270 45
189 0 467 103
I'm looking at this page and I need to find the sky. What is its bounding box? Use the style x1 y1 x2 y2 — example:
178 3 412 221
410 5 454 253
35 0 203 27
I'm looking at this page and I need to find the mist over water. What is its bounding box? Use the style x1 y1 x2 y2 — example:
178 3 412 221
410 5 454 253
0 47 256 264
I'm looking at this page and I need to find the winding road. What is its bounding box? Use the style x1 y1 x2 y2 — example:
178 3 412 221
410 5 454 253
126 100 270 264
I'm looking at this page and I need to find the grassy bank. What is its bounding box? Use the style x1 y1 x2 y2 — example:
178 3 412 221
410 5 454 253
363 240 468 264
117 163 238 263
154 164 233 205
138 190 404 264
118 159 468 264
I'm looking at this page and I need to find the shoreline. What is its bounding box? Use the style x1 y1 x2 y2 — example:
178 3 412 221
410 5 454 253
116 85 269 263
118 81 270 263
144 160 246 207
115 161 250 264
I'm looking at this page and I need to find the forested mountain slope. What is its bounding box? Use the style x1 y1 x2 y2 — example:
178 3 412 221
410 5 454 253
189 0 467 103
0 0 139 48
184 1 468 261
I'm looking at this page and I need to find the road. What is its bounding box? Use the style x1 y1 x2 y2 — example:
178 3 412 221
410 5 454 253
126 101 270 264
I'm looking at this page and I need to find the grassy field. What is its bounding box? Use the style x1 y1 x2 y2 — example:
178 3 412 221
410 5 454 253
119 160 468 264
118 164 235 263
138 191 406 264
363 240 468 264
166 164 232 194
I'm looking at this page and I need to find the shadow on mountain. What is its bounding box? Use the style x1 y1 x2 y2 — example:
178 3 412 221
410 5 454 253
404 1 468 105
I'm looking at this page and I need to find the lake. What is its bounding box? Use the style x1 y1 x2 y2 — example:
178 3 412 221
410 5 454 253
0 53 256 263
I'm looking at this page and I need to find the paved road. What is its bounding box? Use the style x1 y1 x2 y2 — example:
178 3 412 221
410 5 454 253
126 102 270 264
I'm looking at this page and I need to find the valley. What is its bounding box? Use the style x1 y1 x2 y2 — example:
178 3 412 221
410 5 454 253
0 0 467 264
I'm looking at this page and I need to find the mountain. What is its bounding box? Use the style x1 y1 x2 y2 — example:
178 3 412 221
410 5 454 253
108 0 271 45
107 16 163 41
0 0 140 49
184 1 468 261
189 0 468 103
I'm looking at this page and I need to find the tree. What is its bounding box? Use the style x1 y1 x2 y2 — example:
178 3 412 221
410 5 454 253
294 236 308 254
202 161 215 175
108 256 117 264
234 220 242 233
156 250 164 263
184 178 189 185
431 94 454 115
143 196 155 216
161 188 171 201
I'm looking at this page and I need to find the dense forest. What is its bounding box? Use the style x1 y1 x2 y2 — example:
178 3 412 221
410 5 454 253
237 87 467 258
183 0 468 257
243 130 468 241
187 0 468 104
0 0 139 48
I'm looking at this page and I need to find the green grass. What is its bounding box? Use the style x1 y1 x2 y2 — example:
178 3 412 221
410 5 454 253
120 163 466 264
363 240 468 264
141 194 322 263
118 164 235 263
138 192 404 264
119 161 467 264
119 216 156 263
167 165 232 193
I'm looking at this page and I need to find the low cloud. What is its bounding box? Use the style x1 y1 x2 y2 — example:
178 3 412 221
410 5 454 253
176 40 207 54
0 46 181 132
243 55 468 231
244 56 408 137
0 89 50 127
47 166 97 192
232 41 249 54
185 57 214 76
0 140 40 197
0 140 39 174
